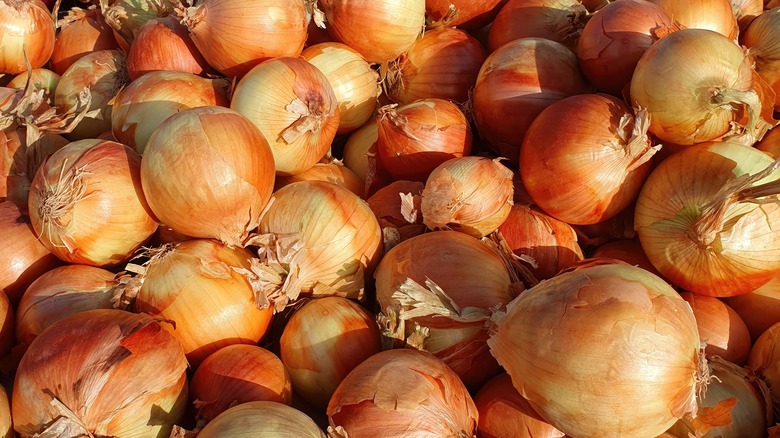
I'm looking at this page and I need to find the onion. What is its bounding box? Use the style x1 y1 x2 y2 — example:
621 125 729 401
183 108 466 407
327 349 478 437
140 106 275 246
0 386 10 438
12 309 188 437
572 203 638 248
127 15 212 80
757 127 780 158
101 0 181 47
421 156 514 238
384 27 486 105
342 120 377 186
475 373 565 438
732 0 765 29
231 57 339 176
0 0 55 75
133 239 274 366
190 344 292 424
180 0 308 78
576 0 674 96
647 0 738 39
274 158 364 198
0 287 15 360
280 296 381 408
197 401 325 438
747 321 780 414
375 230 518 388
590 239 662 277
488 263 704 437
318 0 425 64
635 140 780 296
51 6 119 75
366 180 425 249
723 272 780 341
473 37 589 162
520 94 657 225
741 7 780 111
425 0 506 29
301 42 379 135
497 204 584 281
111 71 230 154
680 292 752 365
488 0 589 52
7 68 60 98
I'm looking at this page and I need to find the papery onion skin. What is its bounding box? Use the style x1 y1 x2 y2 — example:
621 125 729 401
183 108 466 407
680 292 752 365
327 349 478 437
426 0 507 29
7 68 60 96
741 7 780 110
488 264 703 437
101 0 181 48
647 0 738 39
0 0 55 75
733 0 765 30
367 180 426 245
757 127 780 158
51 6 119 75
12 309 188 437
274 159 365 198
28 140 158 267
591 239 662 278
724 272 780 342
197 401 326 438
140 106 275 246
488 0 589 52
747 321 780 414
127 16 212 80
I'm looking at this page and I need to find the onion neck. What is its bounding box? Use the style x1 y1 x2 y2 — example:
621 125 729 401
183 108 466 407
621 107 659 172
281 92 329 144
425 4 459 30
711 87 768 146
555 3 589 43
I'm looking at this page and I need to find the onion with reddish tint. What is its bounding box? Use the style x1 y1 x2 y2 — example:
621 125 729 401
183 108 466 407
742 7 780 110
680 292 752 365
127 16 212 80
590 239 661 277
367 180 425 248
757 127 780 158
426 0 507 29
0 386 10 438
488 0 589 52
0 0 55 75
274 158 364 198
724 273 780 342
647 0 738 38
51 6 119 75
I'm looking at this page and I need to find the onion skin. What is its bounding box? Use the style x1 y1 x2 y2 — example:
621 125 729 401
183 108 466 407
0 386 11 438
757 126 780 158
127 16 212 80
590 239 662 278
742 7 780 110
488 0 589 52
197 401 325 438
51 6 119 76
0 288 14 361
425 0 507 30
0 0 55 75
342 120 377 186
366 180 426 245
723 272 780 342
647 0 738 39
748 321 780 415
680 292 751 365
732 0 765 29
274 159 365 198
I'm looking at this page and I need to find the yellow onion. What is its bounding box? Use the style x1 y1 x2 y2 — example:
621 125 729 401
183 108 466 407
0 386 10 438
140 106 276 246
327 349 478 437
242 181 382 311
342 120 377 185
280 296 381 408
197 401 325 438
748 321 780 412
488 0 589 52
742 7 780 110
733 0 765 29
375 231 519 388
133 239 274 367
425 0 506 29
757 127 780 158
647 0 738 38
101 0 181 47
12 309 188 437
318 0 425 64
28 139 158 267
572 203 638 249
301 42 379 135
475 373 565 438
724 272 780 341
0 0 55 75
591 238 662 278
190 344 292 424
366 180 425 250
51 6 119 75
274 157 364 198
384 27 486 105
7 68 60 98
180 0 307 78
421 156 514 238
127 15 212 80
635 141 780 296
680 292 752 365
111 71 230 154
231 57 339 176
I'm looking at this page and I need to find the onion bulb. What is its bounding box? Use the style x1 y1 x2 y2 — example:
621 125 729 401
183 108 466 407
680 292 752 365
197 401 325 438
280 296 381 408
635 140 780 296
732 0 765 29
724 272 780 341
140 106 275 246
741 7 780 110
425 0 506 29
28 139 158 267
590 239 662 278
51 6 119 75
101 0 181 47
342 120 377 185
0 386 10 438
488 263 704 437
647 0 738 39
12 309 188 437
327 349 478 437
366 180 425 249
127 16 212 80
7 69 59 99
757 127 780 158
747 321 780 415
488 0 589 52
0 0 55 75
274 157 365 198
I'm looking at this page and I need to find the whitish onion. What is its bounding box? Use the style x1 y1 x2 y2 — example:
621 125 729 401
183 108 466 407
12 309 188 437
742 7 780 110
724 272 780 341
757 127 780 158
274 158 364 198
366 180 425 249
101 0 181 47
488 0 589 52
197 401 325 438
327 349 478 437
51 6 119 75
127 16 212 80
231 57 339 176
425 0 506 29
140 106 275 246
0 0 55 75
680 292 752 365
635 141 780 296
488 263 704 437
647 0 738 38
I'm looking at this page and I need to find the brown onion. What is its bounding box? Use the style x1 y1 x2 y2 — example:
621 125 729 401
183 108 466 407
680 292 752 365
366 180 426 249
647 0 738 39
274 158 364 198
0 0 55 75
757 127 780 158
425 0 507 29
724 272 780 341
742 7 780 110
197 401 325 437
127 15 212 80
51 6 119 75
488 0 589 52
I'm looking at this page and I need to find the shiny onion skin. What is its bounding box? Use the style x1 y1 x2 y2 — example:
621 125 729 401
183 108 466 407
342 120 378 185
425 0 507 30
197 401 326 438
742 8 780 110
488 0 589 52
101 0 181 48
0 0 55 75
274 159 365 198
724 272 780 341
590 238 662 278
28 140 158 267
635 141 780 297
757 126 780 158
488 264 704 437
140 106 275 246
180 0 308 78
12 309 188 437
647 0 738 39
51 6 119 75
473 38 590 163
127 16 212 80
327 349 478 437
366 180 426 246
680 292 752 365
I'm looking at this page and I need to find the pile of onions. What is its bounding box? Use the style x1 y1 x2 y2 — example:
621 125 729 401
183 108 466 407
51 6 119 75
384 27 486 105
487 0 589 52
366 180 426 248
327 349 478 437
497 204 583 281
180 0 308 78
111 71 230 154
127 16 212 80
757 127 780 158
741 7 780 110
133 239 274 366
0 0 55 75
425 0 506 29
680 292 752 365
274 158 364 198
190 344 292 423
231 57 339 176
140 106 275 246
488 263 704 437
376 99 472 182
472 38 589 162
197 401 325 438
630 28 774 146
375 230 518 388
647 0 738 38
12 309 188 437
520 94 657 225
280 296 381 408
101 0 181 48
301 43 379 135
634 140 780 296
475 373 564 438
317 0 425 64
28 139 158 267
576 0 674 96
724 272 780 341
421 156 514 238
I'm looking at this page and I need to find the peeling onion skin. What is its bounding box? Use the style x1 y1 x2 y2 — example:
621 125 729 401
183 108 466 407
748 322 780 412
756 126 780 159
